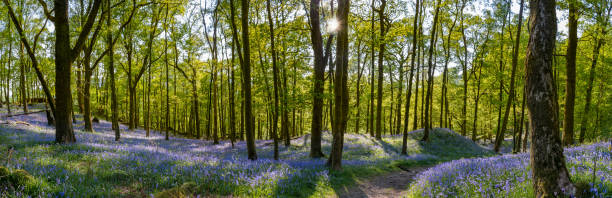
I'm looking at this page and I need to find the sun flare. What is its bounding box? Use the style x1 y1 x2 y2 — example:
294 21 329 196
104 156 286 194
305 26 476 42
326 18 340 33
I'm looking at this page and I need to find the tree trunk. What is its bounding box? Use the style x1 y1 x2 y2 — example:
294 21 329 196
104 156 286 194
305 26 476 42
578 1 609 143
459 0 468 136
525 0 575 195
354 40 364 134
18 0 27 113
107 0 119 141
308 0 328 158
562 0 578 146
54 0 76 143
266 0 280 160
402 0 420 155
413 38 421 131
164 5 170 141
229 40 236 147
375 0 386 140
329 0 350 171
241 0 257 160
422 0 440 142
516 89 526 152
368 0 375 138
5 11 12 115
495 0 524 152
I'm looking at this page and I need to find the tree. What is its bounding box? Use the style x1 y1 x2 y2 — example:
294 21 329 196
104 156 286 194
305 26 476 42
495 0 524 152
18 0 27 114
329 0 349 171
440 2 459 130
493 0 509 148
422 0 441 142
266 0 280 160
107 0 120 141
375 0 387 140
354 39 365 134
164 4 170 141
525 0 575 196
241 0 257 160
308 0 327 158
458 0 468 136
2 0 55 124
578 0 610 143
81 13 105 132
562 0 578 146
402 0 421 155
54 0 102 143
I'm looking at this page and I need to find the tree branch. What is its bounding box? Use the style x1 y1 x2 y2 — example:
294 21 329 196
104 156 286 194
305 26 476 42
37 0 55 22
71 0 103 62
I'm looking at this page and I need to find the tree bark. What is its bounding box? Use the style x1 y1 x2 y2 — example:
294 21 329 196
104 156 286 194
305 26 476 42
329 0 350 171
375 0 386 140
459 0 468 136
266 0 280 160
107 0 120 141
561 0 578 146
55 0 91 143
402 0 420 155
368 0 375 138
241 0 257 160
308 0 327 158
354 40 364 134
164 4 170 141
422 0 440 142
525 0 575 196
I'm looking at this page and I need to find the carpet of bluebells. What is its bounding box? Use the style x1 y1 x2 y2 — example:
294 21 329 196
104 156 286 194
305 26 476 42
406 142 612 197
0 105 493 197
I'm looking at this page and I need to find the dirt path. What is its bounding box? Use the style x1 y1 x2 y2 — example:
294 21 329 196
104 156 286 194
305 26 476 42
335 166 430 198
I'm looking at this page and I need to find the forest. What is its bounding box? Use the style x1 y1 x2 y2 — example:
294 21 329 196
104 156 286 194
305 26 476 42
0 0 610 197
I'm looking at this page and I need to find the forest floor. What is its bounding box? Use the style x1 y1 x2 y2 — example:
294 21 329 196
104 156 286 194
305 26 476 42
0 104 531 197
2 105 608 197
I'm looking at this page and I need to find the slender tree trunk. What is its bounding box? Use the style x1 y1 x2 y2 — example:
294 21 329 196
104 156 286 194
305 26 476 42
422 0 440 141
375 0 387 140
516 89 526 152
562 0 578 146
164 5 170 141
525 0 575 195
578 1 609 143
440 9 457 128
5 16 11 115
494 7 509 149
127 33 136 131
473 52 485 141
266 0 280 160
578 36 604 143
495 0 523 152
459 0 468 136
18 0 27 113
354 40 364 134
402 0 420 155
229 40 236 147
369 0 375 138
282 63 290 146
107 0 120 141
241 0 257 160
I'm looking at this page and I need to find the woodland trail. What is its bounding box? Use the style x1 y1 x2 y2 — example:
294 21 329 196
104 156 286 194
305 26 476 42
335 165 431 198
